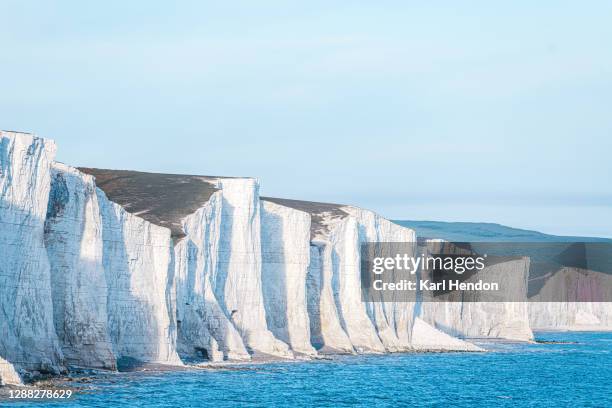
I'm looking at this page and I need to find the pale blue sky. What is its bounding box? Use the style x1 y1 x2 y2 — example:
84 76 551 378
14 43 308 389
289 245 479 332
1 1 611 237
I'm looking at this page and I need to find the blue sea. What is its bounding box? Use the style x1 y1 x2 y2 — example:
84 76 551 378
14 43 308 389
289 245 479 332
5 332 611 407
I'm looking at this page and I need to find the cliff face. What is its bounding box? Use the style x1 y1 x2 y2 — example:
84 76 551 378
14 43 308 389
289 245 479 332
0 132 63 375
97 189 181 366
45 163 115 369
328 217 386 353
344 206 416 351
45 162 182 369
0 357 21 386
261 200 316 356
174 191 249 361
263 198 481 353
213 179 293 358
529 268 612 331
419 243 534 341
5 131 571 384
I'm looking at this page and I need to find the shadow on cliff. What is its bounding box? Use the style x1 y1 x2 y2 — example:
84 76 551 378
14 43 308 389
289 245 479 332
45 170 116 370
212 200 233 320
0 198 64 373
205 199 253 358
98 191 165 372
174 238 217 362
305 243 324 350
261 211 290 345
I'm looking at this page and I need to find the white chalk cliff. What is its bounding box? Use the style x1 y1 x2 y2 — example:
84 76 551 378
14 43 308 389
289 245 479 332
0 356 22 386
0 132 63 378
9 130 595 385
421 257 534 341
261 198 480 353
261 200 316 356
174 191 250 362
45 163 115 369
528 267 612 331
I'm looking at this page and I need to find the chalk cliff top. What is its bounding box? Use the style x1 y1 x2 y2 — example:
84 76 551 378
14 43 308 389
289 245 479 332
261 197 349 238
79 168 220 238
77 166 351 240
